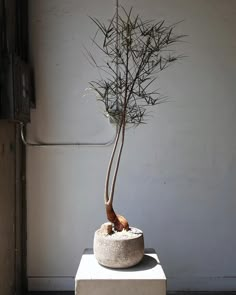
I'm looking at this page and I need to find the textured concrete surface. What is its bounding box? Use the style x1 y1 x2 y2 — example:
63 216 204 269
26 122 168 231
94 227 144 268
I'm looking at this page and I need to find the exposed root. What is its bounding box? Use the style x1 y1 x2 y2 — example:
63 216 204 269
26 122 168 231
105 203 129 231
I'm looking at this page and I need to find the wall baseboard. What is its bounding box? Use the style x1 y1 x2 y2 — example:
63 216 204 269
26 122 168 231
28 276 236 292
168 293 236 295
168 277 236 292
28 277 74 291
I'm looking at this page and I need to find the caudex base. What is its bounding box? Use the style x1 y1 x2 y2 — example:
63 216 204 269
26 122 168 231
105 203 129 231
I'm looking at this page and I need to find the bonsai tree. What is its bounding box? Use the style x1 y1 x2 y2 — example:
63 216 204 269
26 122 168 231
87 7 184 231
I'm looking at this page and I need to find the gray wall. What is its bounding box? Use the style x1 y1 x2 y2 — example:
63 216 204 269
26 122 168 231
27 0 236 291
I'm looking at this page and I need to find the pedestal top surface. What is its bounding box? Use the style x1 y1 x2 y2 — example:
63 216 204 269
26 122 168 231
75 248 166 281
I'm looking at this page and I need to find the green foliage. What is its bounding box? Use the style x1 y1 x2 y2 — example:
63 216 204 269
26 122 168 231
87 7 184 126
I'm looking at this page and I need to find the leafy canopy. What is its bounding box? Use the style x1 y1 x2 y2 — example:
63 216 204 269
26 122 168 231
87 7 184 125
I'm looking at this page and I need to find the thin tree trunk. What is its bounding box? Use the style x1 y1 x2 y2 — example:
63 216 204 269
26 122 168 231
104 18 130 231
104 119 129 231
104 124 122 203
109 117 126 205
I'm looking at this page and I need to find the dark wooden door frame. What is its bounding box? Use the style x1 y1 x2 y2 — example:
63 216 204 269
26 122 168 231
15 124 27 295
1 0 29 293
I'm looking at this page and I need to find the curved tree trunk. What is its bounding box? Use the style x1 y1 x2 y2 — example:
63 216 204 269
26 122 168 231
105 202 129 231
104 117 129 231
104 20 130 231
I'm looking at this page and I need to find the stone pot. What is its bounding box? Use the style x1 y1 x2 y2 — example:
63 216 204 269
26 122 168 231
93 227 144 268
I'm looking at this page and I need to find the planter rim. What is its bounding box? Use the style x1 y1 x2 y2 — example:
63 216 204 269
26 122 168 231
95 227 143 241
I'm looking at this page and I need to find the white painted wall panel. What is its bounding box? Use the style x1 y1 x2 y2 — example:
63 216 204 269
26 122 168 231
27 0 236 291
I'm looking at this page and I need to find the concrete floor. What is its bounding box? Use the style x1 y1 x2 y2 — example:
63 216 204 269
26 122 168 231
27 292 236 295
27 293 73 295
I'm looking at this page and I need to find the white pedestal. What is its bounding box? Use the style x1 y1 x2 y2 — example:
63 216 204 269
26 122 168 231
75 248 166 295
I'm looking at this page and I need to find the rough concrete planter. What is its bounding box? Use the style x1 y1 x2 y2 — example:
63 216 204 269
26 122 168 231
93 227 144 268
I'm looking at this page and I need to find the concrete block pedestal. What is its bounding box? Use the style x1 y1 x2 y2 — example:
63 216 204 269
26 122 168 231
75 248 166 295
